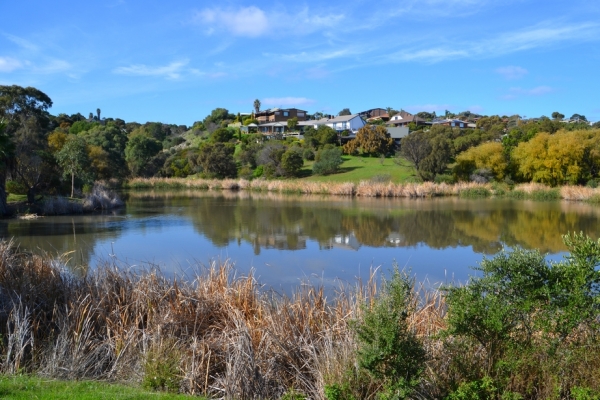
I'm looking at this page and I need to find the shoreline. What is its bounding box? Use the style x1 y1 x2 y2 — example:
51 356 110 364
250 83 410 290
127 177 600 202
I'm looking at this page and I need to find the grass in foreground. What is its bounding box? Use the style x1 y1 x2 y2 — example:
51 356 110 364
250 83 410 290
0 375 198 400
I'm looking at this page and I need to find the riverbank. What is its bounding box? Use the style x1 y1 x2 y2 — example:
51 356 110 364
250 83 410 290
0 235 598 399
127 177 600 202
6 184 124 217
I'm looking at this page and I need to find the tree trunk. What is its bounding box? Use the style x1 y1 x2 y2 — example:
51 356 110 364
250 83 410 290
0 170 8 216
71 172 74 198
27 187 35 204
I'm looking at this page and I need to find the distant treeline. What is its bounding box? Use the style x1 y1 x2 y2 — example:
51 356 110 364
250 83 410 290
2 84 600 215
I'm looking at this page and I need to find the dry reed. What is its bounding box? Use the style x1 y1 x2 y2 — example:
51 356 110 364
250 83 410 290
0 240 449 398
128 177 600 203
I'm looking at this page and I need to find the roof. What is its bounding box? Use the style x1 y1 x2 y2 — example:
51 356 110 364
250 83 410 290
326 114 363 123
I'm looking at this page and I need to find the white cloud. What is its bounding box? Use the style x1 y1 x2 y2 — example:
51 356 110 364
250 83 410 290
385 22 599 63
33 59 72 74
4 34 38 51
193 6 344 38
495 66 528 80
262 97 316 107
198 6 269 38
501 86 554 100
0 57 22 72
113 61 189 79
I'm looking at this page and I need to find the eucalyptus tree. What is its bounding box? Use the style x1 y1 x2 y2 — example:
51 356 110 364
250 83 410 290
0 85 53 211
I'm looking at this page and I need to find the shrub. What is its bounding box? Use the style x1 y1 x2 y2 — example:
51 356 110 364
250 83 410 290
434 174 455 184
586 179 599 188
281 149 304 177
353 267 425 399
444 233 600 397
252 165 264 178
469 168 494 184
303 148 315 161
313 148 343 176
458 187 491 198
6 180 27 195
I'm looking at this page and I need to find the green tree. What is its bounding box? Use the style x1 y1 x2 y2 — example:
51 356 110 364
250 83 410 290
312 147 343 175
0 85 53 214
56 135 90 197
444 233 600 397
125 134 162 177
338 108 351 116
349 125 394 157
512 131 588 185
253 99 261 114
419 135 453 180
315 125 338 147
552 111 565 120
79 123 128 180
196 142 237 178
454 142 507 181
399 131 431 180
287 117 298 131
211 127 235 143
280 149 304 177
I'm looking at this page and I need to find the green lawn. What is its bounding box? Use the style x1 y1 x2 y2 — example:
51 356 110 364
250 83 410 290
7 194 28 202
0 375 200 400
301 155 418 183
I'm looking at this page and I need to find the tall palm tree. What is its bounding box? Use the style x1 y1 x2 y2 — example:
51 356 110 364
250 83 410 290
96 108 101 121
253 99 261 114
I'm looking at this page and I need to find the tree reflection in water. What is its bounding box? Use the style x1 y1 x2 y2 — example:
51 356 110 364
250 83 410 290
2 191 599 281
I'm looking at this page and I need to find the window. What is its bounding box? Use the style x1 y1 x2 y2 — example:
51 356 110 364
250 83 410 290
298 112 305 117
283 111 289 117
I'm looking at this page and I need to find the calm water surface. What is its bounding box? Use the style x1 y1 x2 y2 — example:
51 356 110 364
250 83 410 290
2 190 599 290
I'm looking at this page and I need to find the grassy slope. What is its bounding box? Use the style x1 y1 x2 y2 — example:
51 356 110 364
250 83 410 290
0 375 199 400
301 155 418 183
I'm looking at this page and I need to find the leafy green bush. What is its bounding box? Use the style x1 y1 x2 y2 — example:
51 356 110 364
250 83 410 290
313 148 343 176
303 148 315 161
6 180 27 195
252 165 264 179
586 179 599 188
434 174 455 184
353 267 425 399
444 232 600 397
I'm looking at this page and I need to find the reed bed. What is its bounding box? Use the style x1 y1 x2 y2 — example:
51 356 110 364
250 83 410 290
126 177 600 203
0 240 447 399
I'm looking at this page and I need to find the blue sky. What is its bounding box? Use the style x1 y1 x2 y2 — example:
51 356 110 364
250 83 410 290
1 0 599 125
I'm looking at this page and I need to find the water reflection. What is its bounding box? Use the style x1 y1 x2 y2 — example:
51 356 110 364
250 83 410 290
1 190 599 287
127 190 600 255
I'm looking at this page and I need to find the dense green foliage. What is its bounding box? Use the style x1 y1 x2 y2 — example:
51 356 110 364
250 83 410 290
313 147 343 175
2 83 600 215
443 232 600 398
354 268 426 399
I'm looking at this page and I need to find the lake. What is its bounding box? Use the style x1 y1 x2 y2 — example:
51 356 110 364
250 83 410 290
2 190 599 291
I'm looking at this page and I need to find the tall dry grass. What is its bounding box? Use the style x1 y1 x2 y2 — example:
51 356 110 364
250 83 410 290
127 177 600 203
0 240 447 398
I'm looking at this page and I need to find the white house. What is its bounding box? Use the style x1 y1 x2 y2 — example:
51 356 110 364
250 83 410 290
308 114 366 134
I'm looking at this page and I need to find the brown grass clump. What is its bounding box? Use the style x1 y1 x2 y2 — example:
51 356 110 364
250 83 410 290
127 177 600 203
0 241 384 398
560 185 599 201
